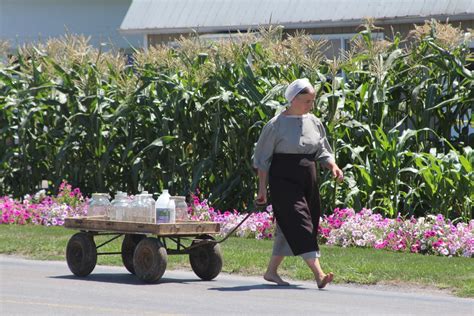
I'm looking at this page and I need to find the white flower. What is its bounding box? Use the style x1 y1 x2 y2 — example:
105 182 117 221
34 190 46 201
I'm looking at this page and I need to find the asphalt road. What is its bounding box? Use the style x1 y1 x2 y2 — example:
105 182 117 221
1 255 472 315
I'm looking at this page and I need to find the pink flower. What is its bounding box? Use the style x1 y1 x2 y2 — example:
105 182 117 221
424 230 436 238
411 243 420 253
432 239 445 248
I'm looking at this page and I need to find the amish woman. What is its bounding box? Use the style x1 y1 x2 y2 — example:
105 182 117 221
253 78 343 288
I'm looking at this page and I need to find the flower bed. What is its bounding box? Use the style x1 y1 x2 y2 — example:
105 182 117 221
1 181 88 226
319 208 474 257
189 196 474 258
1 186 472 257
189 195 274 240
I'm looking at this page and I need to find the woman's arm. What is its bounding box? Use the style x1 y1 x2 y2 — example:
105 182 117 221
256 169 269 204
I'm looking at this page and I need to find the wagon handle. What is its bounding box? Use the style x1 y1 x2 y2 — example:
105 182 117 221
188 201 268 249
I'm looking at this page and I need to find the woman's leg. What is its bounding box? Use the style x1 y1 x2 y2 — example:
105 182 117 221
264 255 289 285
304 257 334 289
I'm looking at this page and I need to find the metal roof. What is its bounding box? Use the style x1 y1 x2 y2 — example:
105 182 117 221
120 0 474 34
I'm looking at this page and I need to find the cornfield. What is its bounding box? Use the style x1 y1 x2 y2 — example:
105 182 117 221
0 21 472 219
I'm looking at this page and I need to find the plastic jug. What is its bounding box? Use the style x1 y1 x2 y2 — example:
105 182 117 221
131 193 149 223
143 193 156 223
171 196 187 221
111 191 128 221
155 190 171 223
168 198 176 223
88 193 111 217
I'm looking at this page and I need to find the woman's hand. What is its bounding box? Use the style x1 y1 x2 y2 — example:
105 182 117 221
331 165 344 183
324 161 344 183
256 190 267 206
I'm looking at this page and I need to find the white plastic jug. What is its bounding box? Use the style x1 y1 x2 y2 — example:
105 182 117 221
155 189 171 223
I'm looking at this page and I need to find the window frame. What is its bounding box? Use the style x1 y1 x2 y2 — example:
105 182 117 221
310 32 385 54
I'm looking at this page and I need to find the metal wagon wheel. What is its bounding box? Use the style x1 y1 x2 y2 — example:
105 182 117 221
189 235 223 281
66 232 97 277
121 234 146 274
133 237 167 283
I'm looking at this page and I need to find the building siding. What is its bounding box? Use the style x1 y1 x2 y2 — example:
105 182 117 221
147 18 473 55
0 0 142 50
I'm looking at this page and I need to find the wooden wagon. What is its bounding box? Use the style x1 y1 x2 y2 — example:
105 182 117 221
64 217 222 283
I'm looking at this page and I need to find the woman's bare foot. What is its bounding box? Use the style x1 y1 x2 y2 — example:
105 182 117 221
264 272 290 286
316 272 334 289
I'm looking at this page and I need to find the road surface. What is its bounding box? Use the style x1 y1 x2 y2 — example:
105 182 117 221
0 255 472 315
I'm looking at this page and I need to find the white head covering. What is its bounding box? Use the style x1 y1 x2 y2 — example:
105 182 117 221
284 78 313 103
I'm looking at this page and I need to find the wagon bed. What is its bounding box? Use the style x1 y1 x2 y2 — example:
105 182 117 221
64 217 220 236
63 216 223 283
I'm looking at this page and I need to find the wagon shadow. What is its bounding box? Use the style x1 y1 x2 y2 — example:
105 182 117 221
50 274 202 285
209 284 307 292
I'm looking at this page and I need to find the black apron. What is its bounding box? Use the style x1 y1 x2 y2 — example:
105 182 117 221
269 153 321 255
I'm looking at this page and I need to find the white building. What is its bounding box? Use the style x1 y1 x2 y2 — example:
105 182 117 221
120 0 474 56
0 0 142 51
1 0 473 56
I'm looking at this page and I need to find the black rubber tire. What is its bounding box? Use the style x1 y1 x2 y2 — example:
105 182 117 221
66 232 97 277
189 235 222 281
133 237 167 283
121 234 146 274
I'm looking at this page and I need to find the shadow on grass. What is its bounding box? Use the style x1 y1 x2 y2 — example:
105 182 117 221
50 273 203 285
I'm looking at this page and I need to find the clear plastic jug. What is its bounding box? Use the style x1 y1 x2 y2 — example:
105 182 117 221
168 198 176 224
143 193 156 223
111 192 128 221
172 196 188 221
88 193 111 217
131 194 150 223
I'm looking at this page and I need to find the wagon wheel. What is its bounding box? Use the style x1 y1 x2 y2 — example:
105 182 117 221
121 234 146 274
133 237 167 283
66 232 97 277
189 235 222 281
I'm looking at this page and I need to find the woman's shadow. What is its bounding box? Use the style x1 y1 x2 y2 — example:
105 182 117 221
51 274 312 290
208 283 307 292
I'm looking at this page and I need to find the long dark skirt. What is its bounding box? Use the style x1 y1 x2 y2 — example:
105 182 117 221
269 153 321 255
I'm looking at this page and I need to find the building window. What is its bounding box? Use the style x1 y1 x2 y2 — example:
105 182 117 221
310 32 384 58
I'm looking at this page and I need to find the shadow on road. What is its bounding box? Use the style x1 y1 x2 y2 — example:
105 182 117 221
209 284 310 292
50 273 203 286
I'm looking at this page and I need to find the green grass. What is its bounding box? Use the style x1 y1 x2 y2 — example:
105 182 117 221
1 225 473 297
